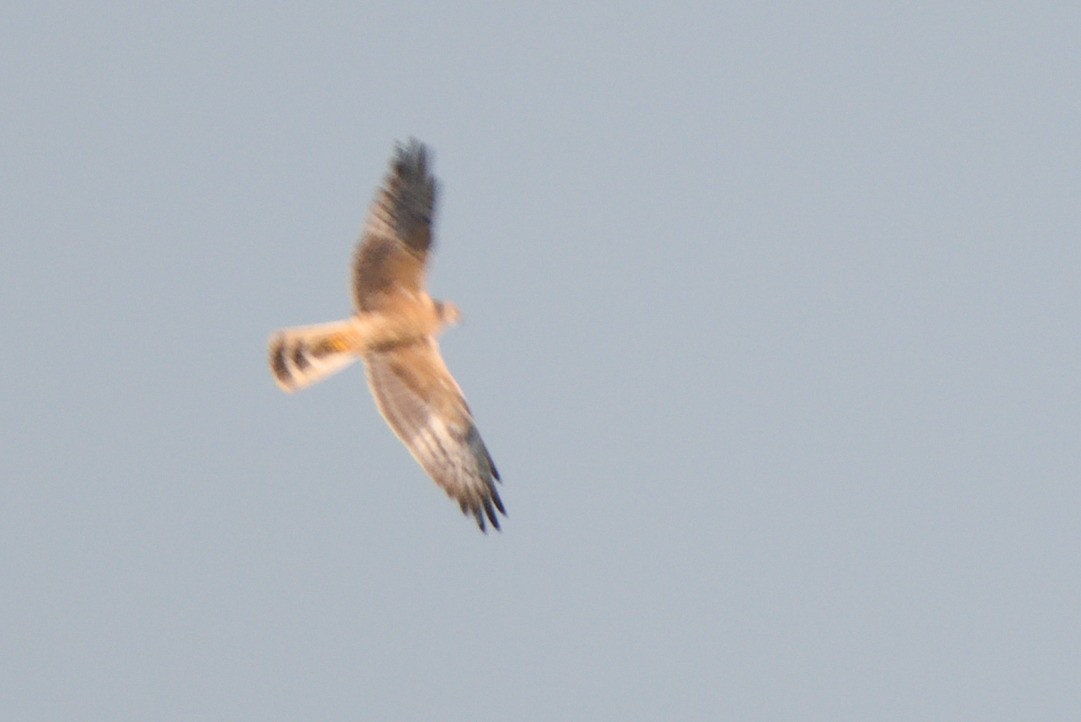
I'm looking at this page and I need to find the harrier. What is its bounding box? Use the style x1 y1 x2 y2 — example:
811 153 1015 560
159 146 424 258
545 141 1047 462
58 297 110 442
268 140 504 531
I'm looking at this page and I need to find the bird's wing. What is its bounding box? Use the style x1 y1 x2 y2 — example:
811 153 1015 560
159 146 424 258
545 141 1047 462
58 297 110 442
363 338 504 531
352 139 438 313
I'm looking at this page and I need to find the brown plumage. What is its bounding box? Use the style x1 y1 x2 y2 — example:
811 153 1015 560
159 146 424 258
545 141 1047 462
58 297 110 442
268 140 504 531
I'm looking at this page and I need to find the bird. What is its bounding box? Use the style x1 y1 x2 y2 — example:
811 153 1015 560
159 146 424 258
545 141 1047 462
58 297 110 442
267 140 505 531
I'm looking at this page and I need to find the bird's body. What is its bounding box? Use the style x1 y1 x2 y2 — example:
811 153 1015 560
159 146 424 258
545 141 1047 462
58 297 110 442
268 140 505 531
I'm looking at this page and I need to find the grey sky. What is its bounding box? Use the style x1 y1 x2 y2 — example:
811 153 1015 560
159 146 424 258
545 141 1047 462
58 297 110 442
2 3 1079 720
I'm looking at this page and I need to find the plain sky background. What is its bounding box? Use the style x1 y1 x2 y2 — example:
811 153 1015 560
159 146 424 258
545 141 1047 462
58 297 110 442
2 3 1079 720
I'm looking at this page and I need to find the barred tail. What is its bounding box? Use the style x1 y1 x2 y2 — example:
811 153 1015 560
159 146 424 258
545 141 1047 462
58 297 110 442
268 320 361 393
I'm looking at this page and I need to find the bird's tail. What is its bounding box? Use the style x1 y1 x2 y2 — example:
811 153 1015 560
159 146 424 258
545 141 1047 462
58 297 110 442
268 319 361 392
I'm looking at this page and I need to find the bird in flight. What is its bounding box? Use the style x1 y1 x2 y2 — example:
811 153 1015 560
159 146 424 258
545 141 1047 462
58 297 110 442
268 140 505 531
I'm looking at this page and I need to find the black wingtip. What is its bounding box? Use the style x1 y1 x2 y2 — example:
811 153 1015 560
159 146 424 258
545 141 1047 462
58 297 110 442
490 487 506 516
394 138 429 176
487 451 501 483
482 498 501 531
473 507 490 534
464 488 505 534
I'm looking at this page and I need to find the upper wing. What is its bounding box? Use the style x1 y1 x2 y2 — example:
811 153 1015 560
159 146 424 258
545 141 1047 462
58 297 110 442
352 140 438 313
363 339 504 531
